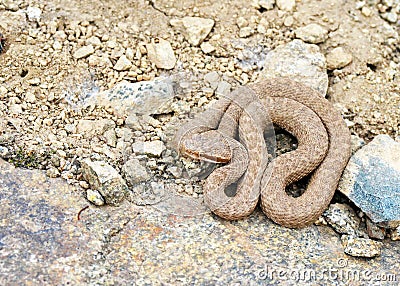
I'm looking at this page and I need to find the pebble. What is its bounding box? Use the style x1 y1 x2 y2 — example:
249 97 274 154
216 81 232 96
295 23 328 44
361 6 372 17
204 71 220 84
326 47 353 70
381 12 398 23
146 38 176 70
338 135 400 228
341 235 382 258
81 159 128 206
86 36 102 46
276 0 296 11
125 114 143 131
26 6 41 22
114 55 132 71
258 39 328 96
0 146 9 157
283 16 294 27
86 189 105 206
200 42 216 54
171 17 215 46
132 140 166 157
323 203 361 235
239 27 253 38
73 45 95 59
390 226 400 240
122 158 150 186
103 129 117 147
259 0 275 10
77 119 115 137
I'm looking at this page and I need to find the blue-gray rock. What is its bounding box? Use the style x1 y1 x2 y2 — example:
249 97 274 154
88 78 175 116
338 134 400 228
257 39 328 96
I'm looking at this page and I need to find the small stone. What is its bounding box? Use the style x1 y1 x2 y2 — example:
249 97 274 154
295 23 328 44
200 42 216 54
276 0 296 11
216 81 232 96
167 166 182 178
171 17 215 46
53 41 62 50
28 78 40 85
341 235 382 258
259 0 275 10
103 129 117 147
326 47 353 70
204 71 220 83
122 158 150 186
81 159 128 206
125 114 143 131
236 17 248 28
239 27 253 38
382 12 398 23
0 146 9 157
46 167 60 178
77 119 115 137
361 6 372 17
26 6 41 21
73 45 95 59
366 219 385 240
338 135 400 228
86 189 105 206
0 86 7 95
390 226 400 240
114 55 132 71
283 16 294 27
86 36 102 46
323 203 361 235
132 140 166 157
146 38 176 70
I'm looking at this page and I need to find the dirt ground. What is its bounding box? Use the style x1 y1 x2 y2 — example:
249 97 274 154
0 0 399 188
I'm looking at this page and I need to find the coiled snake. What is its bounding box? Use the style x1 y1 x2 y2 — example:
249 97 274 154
175 78 351 228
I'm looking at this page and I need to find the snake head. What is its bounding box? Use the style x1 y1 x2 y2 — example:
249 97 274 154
179 130 233 163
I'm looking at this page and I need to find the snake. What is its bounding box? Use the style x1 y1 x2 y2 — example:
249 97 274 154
175 78 352 228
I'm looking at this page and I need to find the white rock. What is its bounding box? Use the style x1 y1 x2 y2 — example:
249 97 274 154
122 158 150 186
77 119 115 137
73 45 94 59
259 0 275 10
171 17 215 46
113 55 132 71
86 36 102 46
326 47 353 70
276 0 295 11
295 23 328 44
86 189 105 206
26 6 41 21
200 42 216 54
146 38 176 70
132 140 166 157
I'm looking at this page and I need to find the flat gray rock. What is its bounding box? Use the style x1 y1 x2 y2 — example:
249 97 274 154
338 134 400 228
257 39 328 96
1 159 400 285
88 78 175 116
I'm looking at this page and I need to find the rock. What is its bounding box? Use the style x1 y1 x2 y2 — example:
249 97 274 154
366 219 385 240
146 38 176 70
239 27 253 38
132 140 166 157
326 47 353 70
87 78 175 117
77 119 115 137
381 12 398 23
200 42 216 54
113 55 132 71
81 159 128 206
216 81 232 96
73 45 95 59
338 135 400 228
341 235 382 258
323 203 361 235
361 6 372 17
122 158 150 186
259 0 275 10
86 36 102 46
86 189 105 206
125 114 143 131
0 145 9 157
390 226 400 240
276 0 296 11
103 129 117 147
166 166 182 178
257 39 328 96
295 23 328 44
171 17 215 46
26 6 41 22
204 71 220 84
